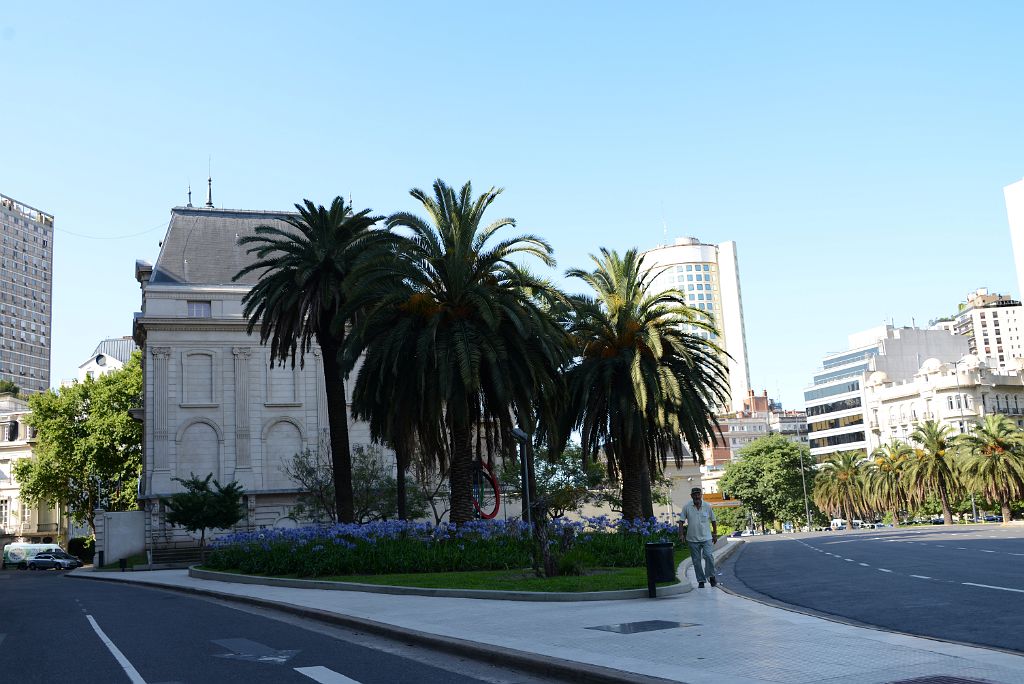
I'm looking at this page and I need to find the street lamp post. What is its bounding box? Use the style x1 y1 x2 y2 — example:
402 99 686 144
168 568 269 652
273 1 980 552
951 359 978 523
797 447 812 531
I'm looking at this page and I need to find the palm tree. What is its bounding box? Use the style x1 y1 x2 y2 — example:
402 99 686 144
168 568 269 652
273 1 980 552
812 451 866 530
565 248 729 520
908 420 960 525
234 197 384 523
957 414 1024 523
867 440 912 526
354 179 567 524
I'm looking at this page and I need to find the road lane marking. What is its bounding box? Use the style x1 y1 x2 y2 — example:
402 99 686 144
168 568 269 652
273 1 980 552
963 582 1024 594
844 558 855 562
910 575 931 579
86 615 146 684
982 550 996 553
878 568 892 573
295 666 361 683
957 547 967 550
859 563 870 567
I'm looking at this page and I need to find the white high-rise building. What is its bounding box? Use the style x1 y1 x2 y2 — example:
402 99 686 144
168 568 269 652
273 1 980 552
804 325 968 461
1005 177 1024 300
641 237 749 411
952 288 1024 372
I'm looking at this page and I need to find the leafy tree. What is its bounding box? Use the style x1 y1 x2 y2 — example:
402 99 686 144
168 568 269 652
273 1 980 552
565 248 728 519
285 442 429 524
498 443 608 519
813 450 867 530
15 352 143 534
162 473 244 560
908 420 960 525
867 440 912 526
234 197 386 524
0 380 19 396
718 434 816 529
957 414 1024 522
355 179 566 524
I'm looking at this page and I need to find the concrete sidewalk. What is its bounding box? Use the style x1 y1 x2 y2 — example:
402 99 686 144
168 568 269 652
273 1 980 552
69 543 1024 684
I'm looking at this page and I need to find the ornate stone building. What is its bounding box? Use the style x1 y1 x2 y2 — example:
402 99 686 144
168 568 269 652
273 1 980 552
132 200 371 550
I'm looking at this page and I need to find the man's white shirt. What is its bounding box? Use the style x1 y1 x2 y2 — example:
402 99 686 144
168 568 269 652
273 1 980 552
681 500 716 542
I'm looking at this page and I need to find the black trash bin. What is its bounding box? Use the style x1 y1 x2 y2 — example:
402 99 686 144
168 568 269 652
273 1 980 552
118 558 127 572
645 542 676 598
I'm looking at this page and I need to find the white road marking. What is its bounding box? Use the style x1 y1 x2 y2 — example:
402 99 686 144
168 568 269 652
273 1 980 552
86 615 146 684
957 547 967 550
982 550 996 553
295 666 361 683
859 563 870 567
910 575 931 579
963 582 1024 594
1011 553 1024 557
844 558 855 562
878 568 892 573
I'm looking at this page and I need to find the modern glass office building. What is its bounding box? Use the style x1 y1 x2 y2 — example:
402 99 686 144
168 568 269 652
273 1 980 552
0 194 54 394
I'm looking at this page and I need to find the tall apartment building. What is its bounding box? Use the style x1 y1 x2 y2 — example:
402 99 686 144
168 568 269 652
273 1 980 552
950 289 1024 372
1005 176 1024 301
641 237 750 411
804 325 968 461
0 194 54 394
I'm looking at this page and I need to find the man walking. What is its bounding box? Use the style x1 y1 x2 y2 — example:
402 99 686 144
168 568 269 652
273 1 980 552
680 486 718 588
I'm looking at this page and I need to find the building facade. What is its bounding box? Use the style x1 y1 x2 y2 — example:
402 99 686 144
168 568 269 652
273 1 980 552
641 237 750 411
951 289 1024 372
1005 176 1024 302
864 354 1024 451
0 194 54 394
804 325 968 461
0 394 61 548
133 204 373 551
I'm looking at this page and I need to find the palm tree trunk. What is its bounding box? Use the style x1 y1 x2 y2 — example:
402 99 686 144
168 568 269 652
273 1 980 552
395 443 409 520
1001 497 1012 523
937 481 953 525
448 419 475 524
891 506 900 528
843 500 853 531
620 450 644 521
320 341 354 523
639 458 655 520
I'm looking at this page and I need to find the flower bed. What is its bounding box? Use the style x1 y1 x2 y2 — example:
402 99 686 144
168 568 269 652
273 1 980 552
205 516 679 578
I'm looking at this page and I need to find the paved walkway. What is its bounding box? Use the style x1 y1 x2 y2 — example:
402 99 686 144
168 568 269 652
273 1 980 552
69 543 1024 684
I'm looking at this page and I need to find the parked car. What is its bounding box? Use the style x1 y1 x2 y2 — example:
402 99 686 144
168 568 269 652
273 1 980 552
930 518 945 525
27 551 83 570
984 515 1004 523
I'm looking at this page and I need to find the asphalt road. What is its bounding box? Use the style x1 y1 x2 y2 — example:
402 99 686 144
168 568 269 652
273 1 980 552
0 569 556 684
721 524 1024 653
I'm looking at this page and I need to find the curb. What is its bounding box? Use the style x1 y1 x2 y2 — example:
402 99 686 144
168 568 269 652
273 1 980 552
680 537 743 586
66 571 682 684
189 566 690 601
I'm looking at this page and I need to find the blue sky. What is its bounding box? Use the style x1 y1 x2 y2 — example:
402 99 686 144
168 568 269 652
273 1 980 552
1 2 1022 407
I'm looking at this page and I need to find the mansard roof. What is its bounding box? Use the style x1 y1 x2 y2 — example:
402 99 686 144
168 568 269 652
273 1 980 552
150 206 296 285
87 337 138 365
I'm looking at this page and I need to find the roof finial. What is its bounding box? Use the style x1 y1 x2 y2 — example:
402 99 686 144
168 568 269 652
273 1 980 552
186 184 193 208
205 156 214 208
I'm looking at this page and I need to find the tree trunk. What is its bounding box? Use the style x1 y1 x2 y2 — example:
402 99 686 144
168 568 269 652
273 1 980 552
620 454 643 521
891 506 900 528
1001 497 1012 523
937 481 953 525
639 458 655 520
448 419 475 524
319 341 354 523
395 443 409 521
843 500 853 531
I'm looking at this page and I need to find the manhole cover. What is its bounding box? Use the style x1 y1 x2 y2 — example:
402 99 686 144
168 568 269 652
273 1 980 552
887 677 995 684
586 620 697 634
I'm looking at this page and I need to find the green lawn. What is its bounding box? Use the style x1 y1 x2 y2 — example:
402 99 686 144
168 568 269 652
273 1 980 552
203 547 688 593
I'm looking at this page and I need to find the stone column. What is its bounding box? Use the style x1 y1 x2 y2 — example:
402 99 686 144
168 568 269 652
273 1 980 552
232 347 252 470
150 347 172 474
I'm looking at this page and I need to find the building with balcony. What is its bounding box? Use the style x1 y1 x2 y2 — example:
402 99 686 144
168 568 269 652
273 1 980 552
0 194 55 394
805 325 968 461
0 393 60 547
864 355 1024 450
641 237 749 411
950 288 1024 372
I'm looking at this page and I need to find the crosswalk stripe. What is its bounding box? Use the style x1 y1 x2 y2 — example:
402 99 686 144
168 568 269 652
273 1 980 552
295 666 361 683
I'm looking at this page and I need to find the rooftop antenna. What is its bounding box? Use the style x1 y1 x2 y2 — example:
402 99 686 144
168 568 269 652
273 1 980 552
205 156 214 208
186 184 193 208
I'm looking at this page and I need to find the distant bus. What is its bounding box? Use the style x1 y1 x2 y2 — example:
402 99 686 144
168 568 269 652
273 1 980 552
2 543 62 569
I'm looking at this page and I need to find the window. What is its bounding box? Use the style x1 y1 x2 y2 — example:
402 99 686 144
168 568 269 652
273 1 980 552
686 265 693 271
187 301 212 318
703 264 709 271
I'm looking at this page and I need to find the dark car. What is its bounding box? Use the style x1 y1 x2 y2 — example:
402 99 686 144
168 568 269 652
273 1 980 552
984 515 1004 523
27 551 82 570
